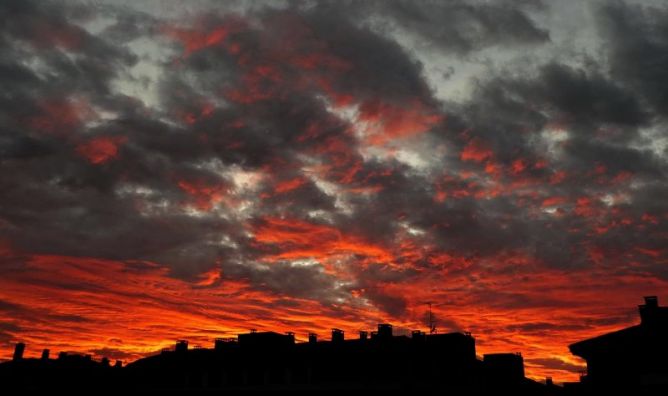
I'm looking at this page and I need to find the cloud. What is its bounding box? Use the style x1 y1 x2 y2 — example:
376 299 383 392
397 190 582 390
525 358 585 376
597 1 668 118
369 0 550 54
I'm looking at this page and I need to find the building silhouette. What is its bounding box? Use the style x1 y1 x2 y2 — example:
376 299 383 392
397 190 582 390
12 343 24 362
5 296 668 392
569 296 668 391
484 353 525 384
0 346 123 390
0 323 555 393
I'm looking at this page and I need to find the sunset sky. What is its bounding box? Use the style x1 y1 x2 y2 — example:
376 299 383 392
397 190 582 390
1 0 668 383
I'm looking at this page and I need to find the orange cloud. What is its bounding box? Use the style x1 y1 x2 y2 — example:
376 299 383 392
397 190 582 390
351 249 668 383
0 253 382 362
1 249 667 384
358 100 443 146
252 217 394 269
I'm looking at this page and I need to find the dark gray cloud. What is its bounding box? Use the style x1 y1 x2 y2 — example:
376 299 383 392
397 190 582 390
0 0 667 323
306 0 549 55
597 1 668 118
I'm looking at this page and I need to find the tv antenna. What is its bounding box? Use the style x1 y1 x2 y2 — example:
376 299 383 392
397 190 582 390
426 301 437 334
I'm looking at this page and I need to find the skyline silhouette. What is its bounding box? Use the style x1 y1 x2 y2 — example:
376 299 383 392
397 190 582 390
569 296 668 390
3 296 667 392
0 322 550 392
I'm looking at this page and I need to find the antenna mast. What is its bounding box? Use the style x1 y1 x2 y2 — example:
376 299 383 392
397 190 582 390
426 301 436 334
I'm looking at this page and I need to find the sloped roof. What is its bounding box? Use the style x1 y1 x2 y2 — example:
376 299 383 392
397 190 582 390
568 324 663 359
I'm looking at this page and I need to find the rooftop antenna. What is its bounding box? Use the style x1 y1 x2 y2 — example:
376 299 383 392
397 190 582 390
426 301 437 334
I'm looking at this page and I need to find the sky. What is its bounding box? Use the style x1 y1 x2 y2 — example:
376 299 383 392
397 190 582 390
1 0 668 383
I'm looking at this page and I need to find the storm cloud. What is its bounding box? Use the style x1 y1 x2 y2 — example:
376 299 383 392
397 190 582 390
1 0 667 383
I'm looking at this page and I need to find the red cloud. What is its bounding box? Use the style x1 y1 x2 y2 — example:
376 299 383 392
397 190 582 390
358 99 443 146
252 217 394 269
225 64 283 104
541 196 568 208
162 25 232 57
274 177 307 194
460 138 493 163
28 98 94 136
511 158 527 175
177 178 228 211
76 136 128 165
635 247 661 258
25 19 85 51
290 53 352 72
550 170 567 185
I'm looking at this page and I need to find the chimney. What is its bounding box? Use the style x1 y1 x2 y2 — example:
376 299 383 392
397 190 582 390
101 357 110 367
639 296 661 326
41 349 50 360
114 360 123 368
412 330 426 342
377 323 393 340
331 328 344 343
12 343 25 361
175 340 188 354
359 331 368 341
308 333 317 344
645 296 659 308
